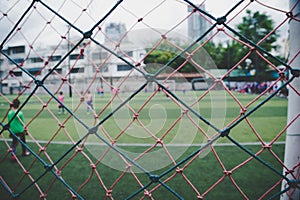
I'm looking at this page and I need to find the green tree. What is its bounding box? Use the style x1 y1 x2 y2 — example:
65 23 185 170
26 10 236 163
229 10 280 79
203 41 227 69
144 40 199 74
144 10 281 78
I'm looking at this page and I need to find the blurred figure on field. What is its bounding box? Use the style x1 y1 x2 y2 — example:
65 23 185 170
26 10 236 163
86 90 93 113
8 98 30 161
182 86 186 94
58 91 65 114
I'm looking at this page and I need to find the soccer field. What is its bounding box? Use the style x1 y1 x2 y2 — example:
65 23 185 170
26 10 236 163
0 91 288 143
0 91 288 199
0 142 285 199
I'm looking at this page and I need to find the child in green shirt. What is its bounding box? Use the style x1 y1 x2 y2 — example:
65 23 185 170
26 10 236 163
8 99 30 160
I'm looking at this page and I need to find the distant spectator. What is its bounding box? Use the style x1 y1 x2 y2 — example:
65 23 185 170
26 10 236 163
97 87 104 96
182 86 186 94
58 91 65 114
86 91 93 113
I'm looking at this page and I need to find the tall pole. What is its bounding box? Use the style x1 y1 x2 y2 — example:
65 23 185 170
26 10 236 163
67 25 72 98
253 18 259 82
0 65 2 94
281 1 300 199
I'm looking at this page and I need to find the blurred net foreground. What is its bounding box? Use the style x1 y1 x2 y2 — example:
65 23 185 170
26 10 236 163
0 0 300 199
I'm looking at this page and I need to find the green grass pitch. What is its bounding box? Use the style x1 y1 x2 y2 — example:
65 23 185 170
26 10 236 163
0 91 288 199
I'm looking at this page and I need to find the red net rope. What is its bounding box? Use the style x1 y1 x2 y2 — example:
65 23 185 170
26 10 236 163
0 0 299 199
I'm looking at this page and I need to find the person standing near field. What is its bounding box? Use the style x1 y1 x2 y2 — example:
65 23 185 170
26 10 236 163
86 90 93 113
8 98 30 161
58 91 65 114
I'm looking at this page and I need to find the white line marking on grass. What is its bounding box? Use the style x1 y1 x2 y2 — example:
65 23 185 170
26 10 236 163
0 139 285 147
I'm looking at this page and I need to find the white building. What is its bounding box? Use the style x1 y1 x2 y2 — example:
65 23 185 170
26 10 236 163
187 3 209 41
0 22 146 94
104 22 128 43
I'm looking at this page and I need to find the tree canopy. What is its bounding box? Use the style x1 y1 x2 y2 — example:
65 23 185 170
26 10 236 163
210 10 282 80
144 10 283 81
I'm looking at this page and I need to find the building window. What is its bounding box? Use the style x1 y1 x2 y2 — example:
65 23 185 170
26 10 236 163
8 46 25 54
9 58 24 65
28 68 42 76
48 55 61 61
118 51 133 57
94 65 108 72
117 65 131 71
125 51 133 57
49 68 62 74
30 57 43 63
101 65 109 72
70 54 84 60
92 52 108 60
71 67 84 73
11 71 22 77
100 52 108 59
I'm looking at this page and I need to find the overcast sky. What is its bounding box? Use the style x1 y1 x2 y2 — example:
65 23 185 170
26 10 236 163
0 0 290 48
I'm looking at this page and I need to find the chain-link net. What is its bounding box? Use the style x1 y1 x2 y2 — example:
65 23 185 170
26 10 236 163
0 0 299 199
